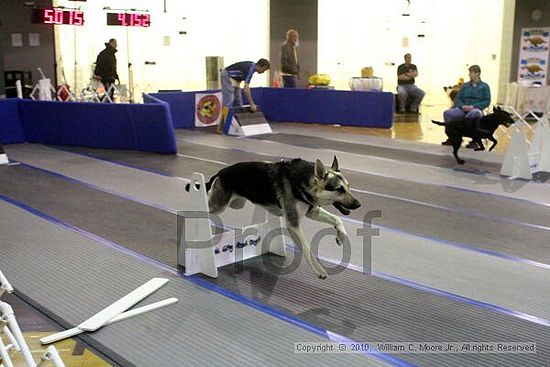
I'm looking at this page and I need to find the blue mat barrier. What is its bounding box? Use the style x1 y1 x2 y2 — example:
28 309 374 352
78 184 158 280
0 98 177 154
0 99 26 144
151 87 394 129
257 88 394 128
147 90 221 129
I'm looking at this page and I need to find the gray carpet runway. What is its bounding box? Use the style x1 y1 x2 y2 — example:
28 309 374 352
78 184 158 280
0 164 548 367
250 132 503 173
1 126 549 367
47 143 550 264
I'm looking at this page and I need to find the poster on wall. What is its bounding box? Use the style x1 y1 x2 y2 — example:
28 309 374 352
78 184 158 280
195 92 222 127
517 27 550 85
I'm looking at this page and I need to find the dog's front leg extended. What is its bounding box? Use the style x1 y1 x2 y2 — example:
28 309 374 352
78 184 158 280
306 206 348 246
286 223 328 279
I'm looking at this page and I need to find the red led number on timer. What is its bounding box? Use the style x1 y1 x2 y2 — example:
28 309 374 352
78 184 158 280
131 14 150 27
44 9 83 25
72 11 84 25
118 13 128 26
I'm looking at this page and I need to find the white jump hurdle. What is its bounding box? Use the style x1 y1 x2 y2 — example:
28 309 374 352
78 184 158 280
500 111 550 179
178 172 286 278
529 114 550 174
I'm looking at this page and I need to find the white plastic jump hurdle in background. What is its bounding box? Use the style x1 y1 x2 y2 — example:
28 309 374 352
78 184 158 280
1 270 66 367
179 172 286 278
529 114 550 174
500 122 533 180
500 108 550 180
225 106 273 137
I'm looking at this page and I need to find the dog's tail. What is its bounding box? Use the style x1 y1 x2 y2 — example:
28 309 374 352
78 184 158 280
184 173 219 192
431 120 446 126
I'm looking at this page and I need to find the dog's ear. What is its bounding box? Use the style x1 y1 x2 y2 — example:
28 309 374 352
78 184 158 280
331 156 339 171
315 159 326 178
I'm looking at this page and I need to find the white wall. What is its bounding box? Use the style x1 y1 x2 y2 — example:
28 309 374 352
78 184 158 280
318 0 506 106
53 0 269 99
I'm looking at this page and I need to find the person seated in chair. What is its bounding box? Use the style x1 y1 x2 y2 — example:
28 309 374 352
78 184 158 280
396 53 425 114
441 65 491 147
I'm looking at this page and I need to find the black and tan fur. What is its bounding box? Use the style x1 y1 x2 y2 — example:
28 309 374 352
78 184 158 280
204 156 361 279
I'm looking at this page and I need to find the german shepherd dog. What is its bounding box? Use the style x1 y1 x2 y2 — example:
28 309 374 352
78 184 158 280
204 156 361 279
432 106 514 164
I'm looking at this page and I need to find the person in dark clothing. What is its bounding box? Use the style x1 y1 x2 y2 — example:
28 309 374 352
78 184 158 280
93 38 119 102
280 29 300 88
217 58 270 132
396 53 425 113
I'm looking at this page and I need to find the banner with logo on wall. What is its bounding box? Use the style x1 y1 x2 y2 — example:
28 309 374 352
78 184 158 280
518 28 550 85
195 92 222 127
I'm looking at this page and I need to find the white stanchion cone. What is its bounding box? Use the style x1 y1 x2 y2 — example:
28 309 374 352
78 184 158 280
500 124 532 180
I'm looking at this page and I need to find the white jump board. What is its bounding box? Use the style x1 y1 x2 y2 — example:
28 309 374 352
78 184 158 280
228 111 273 137
0 144 8 165
78 277 169 331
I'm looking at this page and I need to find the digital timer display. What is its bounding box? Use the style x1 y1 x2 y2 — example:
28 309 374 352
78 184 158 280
106 13 151 27
32 8 85 26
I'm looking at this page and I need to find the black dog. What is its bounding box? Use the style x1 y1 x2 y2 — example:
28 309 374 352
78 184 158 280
432 107 514 164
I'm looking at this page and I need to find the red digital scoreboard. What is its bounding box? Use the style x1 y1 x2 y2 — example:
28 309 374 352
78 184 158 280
106 13 151 27
32 8 84 26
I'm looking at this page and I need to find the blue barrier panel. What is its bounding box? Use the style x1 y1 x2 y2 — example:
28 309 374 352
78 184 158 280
19 100 177 154
258 87 394 128
0 99 26 144
149 90 221 129
152 88 393 129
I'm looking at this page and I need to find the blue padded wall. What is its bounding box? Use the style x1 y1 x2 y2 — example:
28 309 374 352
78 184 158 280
19 100 177 153
257 88 394 128
0 99 26 144
147 90 222 129
0 98 176 153
152 87 393 129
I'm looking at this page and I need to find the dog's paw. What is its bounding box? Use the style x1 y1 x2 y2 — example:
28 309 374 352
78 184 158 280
335 228 348 246
316 265 329 279
457 159 465 165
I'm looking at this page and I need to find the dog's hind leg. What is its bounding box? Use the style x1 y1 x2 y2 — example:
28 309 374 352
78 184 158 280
306 207 349 247
452 140 465 165
473 138 485 151
207 178 232 214
487 136 497 151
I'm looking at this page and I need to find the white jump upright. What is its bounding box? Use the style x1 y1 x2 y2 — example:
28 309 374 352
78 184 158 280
30 68 55 101
500 122 533 180
1 270 66 367
179 172 286 278
0 144 8 165
529 114 550 173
